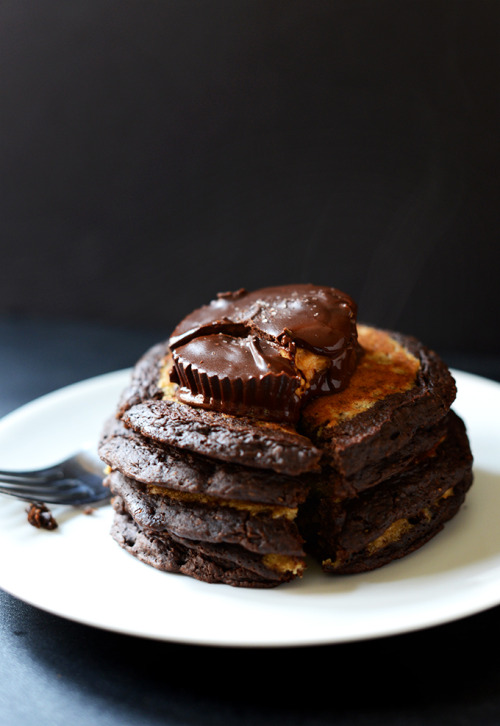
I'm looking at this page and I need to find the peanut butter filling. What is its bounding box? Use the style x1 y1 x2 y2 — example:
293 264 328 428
262 553 305 575
302 324 421 429
145 484 298 521
325 484 457 570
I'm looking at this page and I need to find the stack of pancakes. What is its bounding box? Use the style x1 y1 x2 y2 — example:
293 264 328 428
99 345 317 587
98 287 473 587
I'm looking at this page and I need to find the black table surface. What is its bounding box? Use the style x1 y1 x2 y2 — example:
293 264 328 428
1 314 500 726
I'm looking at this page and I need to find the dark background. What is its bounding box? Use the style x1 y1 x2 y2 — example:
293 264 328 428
1 0 499 358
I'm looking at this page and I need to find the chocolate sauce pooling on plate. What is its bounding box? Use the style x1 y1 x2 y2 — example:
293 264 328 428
168 284 359 423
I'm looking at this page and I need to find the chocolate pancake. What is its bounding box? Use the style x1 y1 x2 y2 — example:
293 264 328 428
99 415 309 507
121 398 321 476
107 466 306 588
100 408 312 587
300 325 457 485
107 470 305 557
298 411 473 574
110 508 303 587
314 414 451 501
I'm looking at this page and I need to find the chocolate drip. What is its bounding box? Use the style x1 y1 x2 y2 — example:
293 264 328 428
168 284 359 422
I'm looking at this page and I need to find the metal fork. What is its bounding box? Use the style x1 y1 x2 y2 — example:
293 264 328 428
0 451 109 506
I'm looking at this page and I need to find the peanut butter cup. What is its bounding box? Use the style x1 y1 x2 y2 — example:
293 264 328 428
170 332 303 422
168 284 359 423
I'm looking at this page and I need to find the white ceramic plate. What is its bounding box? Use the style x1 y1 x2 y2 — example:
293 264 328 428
0 368 499 647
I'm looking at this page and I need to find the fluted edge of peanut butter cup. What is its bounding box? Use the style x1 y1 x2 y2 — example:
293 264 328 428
172 356 303 422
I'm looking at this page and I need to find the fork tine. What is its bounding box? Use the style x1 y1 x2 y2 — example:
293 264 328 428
0 483 108 505
0 471 62 485
0 479 83 495
0 474 109 505
0 464 64 479
0 451 109 506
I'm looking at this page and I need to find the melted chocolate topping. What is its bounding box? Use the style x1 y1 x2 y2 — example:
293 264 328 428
168 284 359 423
